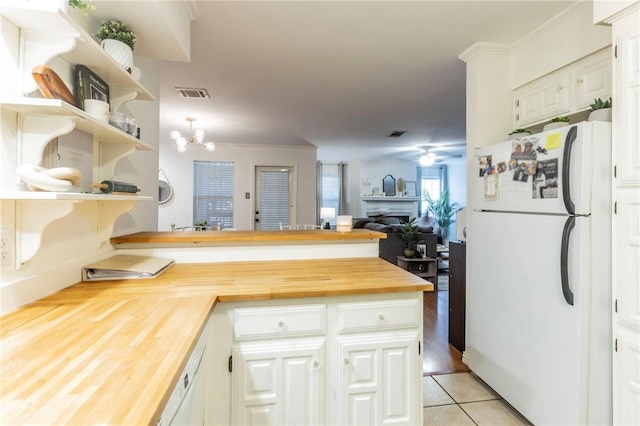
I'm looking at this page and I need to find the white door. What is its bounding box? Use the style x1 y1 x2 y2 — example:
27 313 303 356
336 331 420 425
612 9 640 424
467 211 611 425
232 339 324 425
255 166 294 230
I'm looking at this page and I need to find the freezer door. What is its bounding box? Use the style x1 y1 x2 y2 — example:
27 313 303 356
466 211 610 425
471 122 611 215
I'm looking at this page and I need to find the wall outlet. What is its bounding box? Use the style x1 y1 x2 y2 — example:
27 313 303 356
1 228 12 266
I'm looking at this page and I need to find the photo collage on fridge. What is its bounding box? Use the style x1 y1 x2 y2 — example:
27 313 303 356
478 133 560 201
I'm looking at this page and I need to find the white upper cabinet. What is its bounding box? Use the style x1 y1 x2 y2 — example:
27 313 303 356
514 47 612 128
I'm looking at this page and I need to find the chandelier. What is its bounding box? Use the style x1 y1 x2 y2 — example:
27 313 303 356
170 117 215 152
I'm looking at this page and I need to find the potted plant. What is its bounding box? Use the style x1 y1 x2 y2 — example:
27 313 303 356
543 116 570 131
69 0 95 10
194 220 209 231
95 20 136 71
400 217 422 258
508 128 531 140
423 188 459 243
588 97 612 122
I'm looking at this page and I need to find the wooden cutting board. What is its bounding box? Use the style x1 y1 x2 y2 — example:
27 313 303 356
32 65 77 107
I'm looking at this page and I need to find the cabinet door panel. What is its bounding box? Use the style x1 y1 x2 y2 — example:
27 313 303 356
337 332 420 425
232 339 325 425
515 74 570 126
574 55 612 110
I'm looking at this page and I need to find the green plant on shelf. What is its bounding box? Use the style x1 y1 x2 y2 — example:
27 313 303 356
69 0 95 10
590 97 612 111
95 20 136 50
549 116 570 123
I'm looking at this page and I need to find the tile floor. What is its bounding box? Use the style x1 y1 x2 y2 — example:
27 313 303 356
423 372 532 425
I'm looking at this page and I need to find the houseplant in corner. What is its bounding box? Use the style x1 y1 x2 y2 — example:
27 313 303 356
400 217 422 258
424 188 459 244
588 97 612 122
95 20 136 71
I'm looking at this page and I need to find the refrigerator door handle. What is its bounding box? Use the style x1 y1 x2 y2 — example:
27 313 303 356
561 126 578 215
560 215 575 306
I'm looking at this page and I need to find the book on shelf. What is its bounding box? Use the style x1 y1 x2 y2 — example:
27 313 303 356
74 65 110 111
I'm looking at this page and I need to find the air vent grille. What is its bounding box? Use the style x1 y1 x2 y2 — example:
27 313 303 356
387 130 407 138
175 87 210 99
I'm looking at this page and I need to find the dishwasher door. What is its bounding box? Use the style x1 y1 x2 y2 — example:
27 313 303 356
159 324 208 426
170 348 206 426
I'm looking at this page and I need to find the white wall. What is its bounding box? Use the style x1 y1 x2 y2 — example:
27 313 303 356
158 143 317 231
511 2 611 89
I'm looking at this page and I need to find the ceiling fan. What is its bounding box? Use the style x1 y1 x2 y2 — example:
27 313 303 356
417 144 464 166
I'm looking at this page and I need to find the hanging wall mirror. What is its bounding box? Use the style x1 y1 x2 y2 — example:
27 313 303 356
382 174 396 196
158 169 174 204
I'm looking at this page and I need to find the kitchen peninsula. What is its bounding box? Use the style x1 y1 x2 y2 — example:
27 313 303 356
0 230 432 425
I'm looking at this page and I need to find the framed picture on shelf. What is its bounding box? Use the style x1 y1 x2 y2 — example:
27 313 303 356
74 65 110 111
405 181 416 197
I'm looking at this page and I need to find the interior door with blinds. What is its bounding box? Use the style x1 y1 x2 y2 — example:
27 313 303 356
255 166 294 230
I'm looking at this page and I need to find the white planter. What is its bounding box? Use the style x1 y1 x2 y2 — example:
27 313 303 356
543 121 570 131
588 108 612 122
101 39 133 71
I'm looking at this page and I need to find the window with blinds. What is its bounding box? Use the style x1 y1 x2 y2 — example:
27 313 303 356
193 161 234 228
258 168 291 230
321 164 340 227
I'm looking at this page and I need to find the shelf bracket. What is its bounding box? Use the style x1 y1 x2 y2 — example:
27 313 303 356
20 30 78 95
97 145 136 181
15 199 78 269
110 88 139 113
19 115 76 167
97 200 135 248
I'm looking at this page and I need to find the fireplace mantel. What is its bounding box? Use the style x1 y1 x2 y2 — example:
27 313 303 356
361 196 421 219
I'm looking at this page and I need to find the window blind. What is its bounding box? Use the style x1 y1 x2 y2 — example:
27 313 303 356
259 168 290 230
193 161 234 228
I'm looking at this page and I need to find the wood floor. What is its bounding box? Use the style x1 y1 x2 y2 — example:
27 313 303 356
422 288 470 375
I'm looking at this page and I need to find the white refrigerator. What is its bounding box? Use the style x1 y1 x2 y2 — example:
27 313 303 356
467 122 612 425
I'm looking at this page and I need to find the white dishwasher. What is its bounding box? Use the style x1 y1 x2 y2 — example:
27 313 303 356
158 323 208 426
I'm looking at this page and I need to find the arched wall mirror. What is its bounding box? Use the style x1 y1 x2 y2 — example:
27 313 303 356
382 174 396 196
158 169 174 205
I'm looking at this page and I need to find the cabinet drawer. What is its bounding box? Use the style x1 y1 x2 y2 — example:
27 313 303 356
233 304 326 340
337 299 421 333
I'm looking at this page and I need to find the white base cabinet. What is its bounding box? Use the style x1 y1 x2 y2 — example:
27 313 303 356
207 292 424 426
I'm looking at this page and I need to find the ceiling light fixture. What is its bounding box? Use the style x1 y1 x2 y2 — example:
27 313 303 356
170 117 215 153
419 152 437 166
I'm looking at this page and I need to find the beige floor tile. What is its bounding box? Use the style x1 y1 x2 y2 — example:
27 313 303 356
432 372 498 403
423 404 476 426
423 376 455 407
460 400 530 425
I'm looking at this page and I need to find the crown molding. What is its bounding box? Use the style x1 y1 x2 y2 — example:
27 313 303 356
183 0 200 20
458 42 510 63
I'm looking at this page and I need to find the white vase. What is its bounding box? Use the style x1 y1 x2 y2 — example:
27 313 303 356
101 39 133 71
588 108 612 122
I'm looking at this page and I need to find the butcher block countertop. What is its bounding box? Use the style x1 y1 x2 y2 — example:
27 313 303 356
0 257 431 425
110 228 386 246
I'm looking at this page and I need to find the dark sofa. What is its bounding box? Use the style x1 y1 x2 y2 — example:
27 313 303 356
353 218 438 265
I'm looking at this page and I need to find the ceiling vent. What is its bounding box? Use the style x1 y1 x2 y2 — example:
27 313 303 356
175 87 210 99
387 130 407 138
